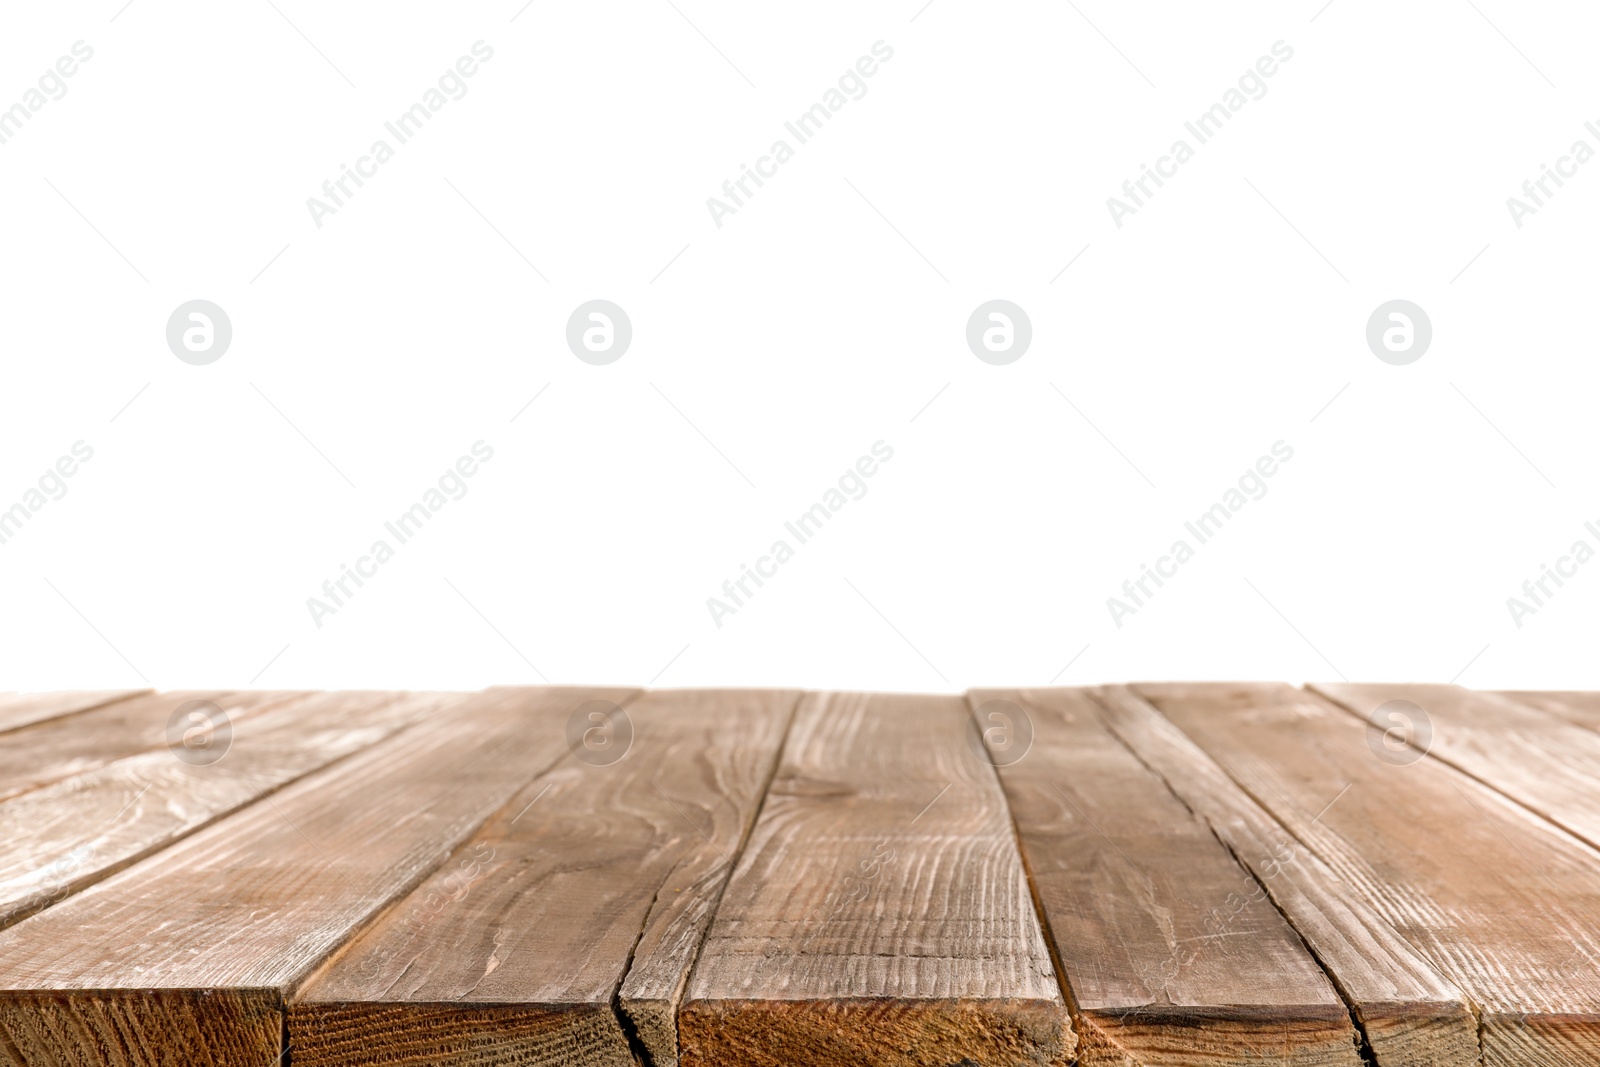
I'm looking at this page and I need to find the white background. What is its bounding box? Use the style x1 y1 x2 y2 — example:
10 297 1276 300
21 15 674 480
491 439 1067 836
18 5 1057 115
1 0 1596 694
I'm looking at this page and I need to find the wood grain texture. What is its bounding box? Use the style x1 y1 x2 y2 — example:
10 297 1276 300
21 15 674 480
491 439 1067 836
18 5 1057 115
979 688 1365 1067
0 691 146 735
1137 681 1600 1067
0 690 298 802
617 692 798 1067
1495 690 1600 732
290 689 798 1067
679 692 1072 1067
0 690 450 930
0 687 634 1067
1314 682 1600 855
1093 685 1479 1067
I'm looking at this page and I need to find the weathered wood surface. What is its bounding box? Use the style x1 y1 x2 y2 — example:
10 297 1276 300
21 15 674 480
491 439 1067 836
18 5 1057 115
290 689 797 1067
0 689 297 801
978 687 1365 1067
1139 681 1600 1067
1315 682 1600 854
0 690 450 931
679 692 1072 1067
0 691 145 735
0 687 634 1067
1093 685 1480 1066
1496 689 1600 732
2 684 1600 1067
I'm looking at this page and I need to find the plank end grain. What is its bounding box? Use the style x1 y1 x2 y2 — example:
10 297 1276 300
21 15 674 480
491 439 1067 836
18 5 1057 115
1356 1002 1495 1067
1074 1005 1361 1067
289 1002 636 1067
1482 1010 1600 1066
679 997 1071 1067
617 995 675 1067
0 988 281 1067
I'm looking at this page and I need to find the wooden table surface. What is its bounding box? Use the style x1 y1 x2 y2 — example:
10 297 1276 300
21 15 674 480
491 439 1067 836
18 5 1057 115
0 684 1595 1066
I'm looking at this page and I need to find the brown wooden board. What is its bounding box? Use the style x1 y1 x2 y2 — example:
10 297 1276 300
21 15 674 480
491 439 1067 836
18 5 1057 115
289 689 798 1067
678 692 1072 1067
978 687 1367 1067
0 691 146 735
0 689 299 802
1495 690 1600 732
1314 682 1600 855
1138 681 1600 1067
0 691 451 931
1092 685 1479 1066
0 687 634 1067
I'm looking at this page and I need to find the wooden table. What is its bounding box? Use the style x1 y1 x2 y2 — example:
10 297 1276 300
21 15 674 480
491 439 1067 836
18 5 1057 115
0 684 1596 1066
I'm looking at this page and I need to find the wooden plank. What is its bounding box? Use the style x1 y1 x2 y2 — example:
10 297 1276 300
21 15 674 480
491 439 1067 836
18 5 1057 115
1314 682 1600 854
0 686 634 1067
616 692 795 1067
0 690 452 930
679 692 1072 1067
0 689 299 802
978 688 1365 1067
1137 681 1600 1067
1496 689 1600 732
1093 685 1479 1066
289 689 797 1067
0 691 147 735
